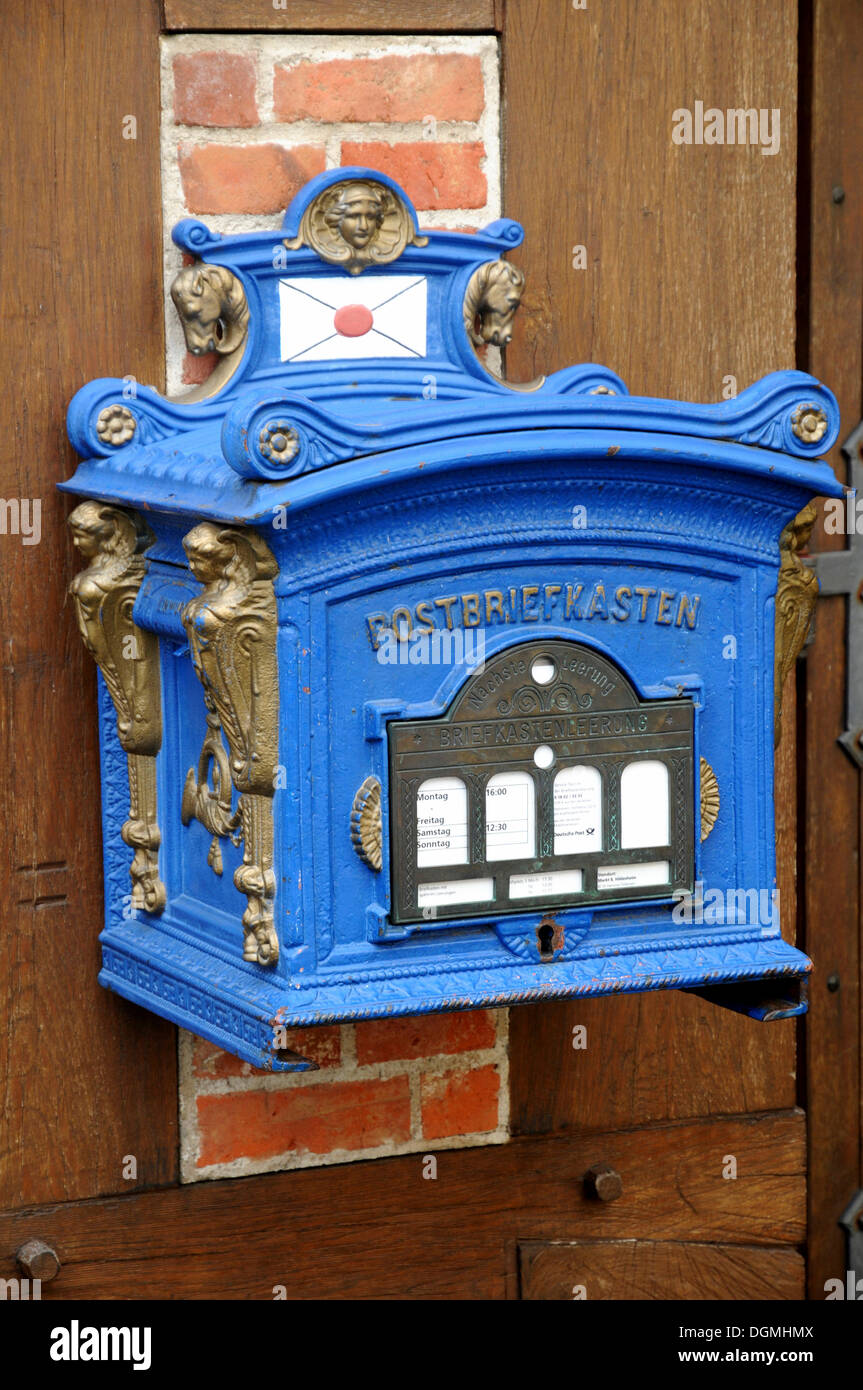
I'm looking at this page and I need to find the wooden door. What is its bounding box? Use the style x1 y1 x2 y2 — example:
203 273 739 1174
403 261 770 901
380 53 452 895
504 0 806 1300
0 0 859 1301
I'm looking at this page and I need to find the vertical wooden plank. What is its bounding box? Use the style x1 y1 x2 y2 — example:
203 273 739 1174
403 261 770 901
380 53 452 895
0 0 178 1210
504 0 801 1133
802 0 863 1300
504 0 797 396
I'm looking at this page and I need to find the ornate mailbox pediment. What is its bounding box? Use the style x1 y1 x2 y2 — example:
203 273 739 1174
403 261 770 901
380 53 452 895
61 167 843 1070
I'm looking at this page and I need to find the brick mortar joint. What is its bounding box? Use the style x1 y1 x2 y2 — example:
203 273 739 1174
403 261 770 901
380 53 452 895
174 206 496 232
187 1046 508 1095
161 33 499 58
408 1068 423 1141
178 1029 203 1181
185 1128 510 1183
493 1005 512 1133
171 122 489 141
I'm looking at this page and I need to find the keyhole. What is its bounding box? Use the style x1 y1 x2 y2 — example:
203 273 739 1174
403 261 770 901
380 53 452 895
537 918 558 961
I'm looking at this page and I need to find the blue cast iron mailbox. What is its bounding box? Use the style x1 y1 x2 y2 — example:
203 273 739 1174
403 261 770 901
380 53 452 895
61 167 842 1071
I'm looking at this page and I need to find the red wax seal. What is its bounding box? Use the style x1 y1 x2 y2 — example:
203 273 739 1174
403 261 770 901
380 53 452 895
333 303 374 337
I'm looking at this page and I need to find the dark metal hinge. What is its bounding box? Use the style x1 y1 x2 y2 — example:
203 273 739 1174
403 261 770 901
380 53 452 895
806 418 863 767
839 1189 863 1281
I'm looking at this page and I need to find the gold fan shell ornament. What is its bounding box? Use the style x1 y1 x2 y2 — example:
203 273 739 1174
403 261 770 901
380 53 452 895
351 776 382 871
700 758 720 842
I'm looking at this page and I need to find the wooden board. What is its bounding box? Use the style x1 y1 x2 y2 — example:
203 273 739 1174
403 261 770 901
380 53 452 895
163 1 501 31
509 989 797 1136
0 0 178 1212
503 0 801 1136
520 1240 805 1301
0 1111 805 1300
802 0 863 1299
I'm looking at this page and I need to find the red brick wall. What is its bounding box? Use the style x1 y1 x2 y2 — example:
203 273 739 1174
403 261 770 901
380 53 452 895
160 34 508 1180
181 1011 507 1179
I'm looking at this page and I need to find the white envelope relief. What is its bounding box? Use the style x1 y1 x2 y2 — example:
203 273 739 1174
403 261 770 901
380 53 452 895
279 275 428 361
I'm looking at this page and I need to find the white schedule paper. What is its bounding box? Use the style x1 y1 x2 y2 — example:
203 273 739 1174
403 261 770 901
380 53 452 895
416 777 469 867
554 764 603 854
485 771 535 862
620 759 670 848
509 868 584 899
417 877 494 909
597 861 670 890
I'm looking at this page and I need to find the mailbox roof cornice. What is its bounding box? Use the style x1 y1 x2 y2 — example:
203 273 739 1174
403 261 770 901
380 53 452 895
58 421 842 526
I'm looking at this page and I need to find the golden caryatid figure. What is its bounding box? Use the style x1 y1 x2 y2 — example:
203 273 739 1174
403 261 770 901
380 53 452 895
68 501 166 913
181 522 280 966
774 502 819 746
